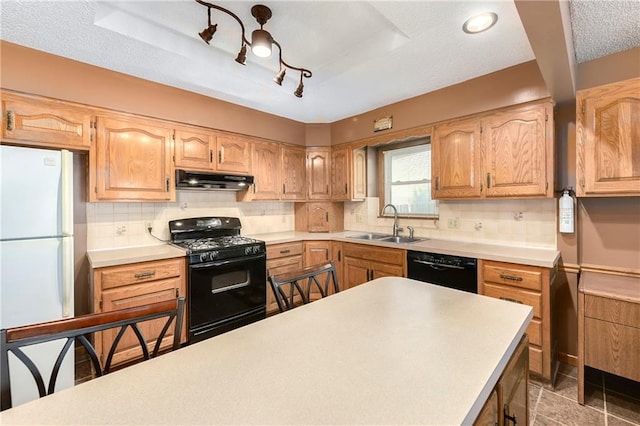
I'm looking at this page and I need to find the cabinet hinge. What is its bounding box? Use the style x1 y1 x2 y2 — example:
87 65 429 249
545 182 548 190
172 155 175 163
99 300 103 310
545 113 548 122
94 186 98 194
480 125 483 134
175 288 179 297
581 101 586 115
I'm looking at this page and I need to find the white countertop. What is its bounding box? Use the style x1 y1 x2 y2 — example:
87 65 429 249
250 231 560 268
86 244 186 268
0 277 532 425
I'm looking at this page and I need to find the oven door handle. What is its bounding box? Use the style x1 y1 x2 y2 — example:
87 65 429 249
411 259 465 270
190 253 266 269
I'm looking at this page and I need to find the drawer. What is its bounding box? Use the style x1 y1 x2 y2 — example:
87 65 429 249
483 283 542 318
584 295 640 328
529 345 543 375
527 318 542 347
343 243 405 265
585 317 640 382
266 242 304 260
98 258 183 290
267 255 303 276
483 261 542 291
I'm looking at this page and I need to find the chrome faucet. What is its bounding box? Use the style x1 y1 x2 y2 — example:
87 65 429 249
382 204 403 237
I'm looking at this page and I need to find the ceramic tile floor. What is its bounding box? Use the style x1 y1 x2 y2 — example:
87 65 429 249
530 364 640 426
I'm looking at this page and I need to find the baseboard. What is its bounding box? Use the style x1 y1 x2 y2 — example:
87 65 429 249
558 352 578 366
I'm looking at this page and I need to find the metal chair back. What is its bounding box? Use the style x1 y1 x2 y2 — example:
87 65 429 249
1 297 185 411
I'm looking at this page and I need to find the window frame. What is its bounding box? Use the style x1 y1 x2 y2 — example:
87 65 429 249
377 137 438 219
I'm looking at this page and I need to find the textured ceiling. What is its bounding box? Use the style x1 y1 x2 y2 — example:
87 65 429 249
0 1 638 123
569 0 640 63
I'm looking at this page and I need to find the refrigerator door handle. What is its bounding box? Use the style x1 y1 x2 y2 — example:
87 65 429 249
61 150 73 237
61 236 74 318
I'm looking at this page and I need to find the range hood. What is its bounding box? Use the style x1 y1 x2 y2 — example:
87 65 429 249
175 170 254 191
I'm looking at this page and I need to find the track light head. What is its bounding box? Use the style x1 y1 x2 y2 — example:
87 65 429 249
199 24 217 44
235 44 247 65
251 29 272 57
294 78 304 98
273 67 286 85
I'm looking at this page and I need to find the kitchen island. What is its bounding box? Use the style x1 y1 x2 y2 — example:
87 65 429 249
0 277 532 425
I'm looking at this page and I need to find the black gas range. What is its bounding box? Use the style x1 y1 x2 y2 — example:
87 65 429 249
169 217 266 343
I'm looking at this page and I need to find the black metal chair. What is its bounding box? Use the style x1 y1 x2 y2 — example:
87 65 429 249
1 296 185 411
268 261 339 312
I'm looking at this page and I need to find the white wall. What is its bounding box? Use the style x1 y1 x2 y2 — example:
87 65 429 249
87 193 556 251
86 191 295 250
344 198 557 249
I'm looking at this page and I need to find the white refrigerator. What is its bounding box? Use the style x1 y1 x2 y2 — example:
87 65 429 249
0 145 75 408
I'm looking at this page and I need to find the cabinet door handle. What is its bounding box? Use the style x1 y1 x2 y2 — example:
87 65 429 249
486 173 491 188
435 176 439 190
504 404 517 425
280 249 291 255
6 110 15 131
218 150 222 163
325 212 329 222
283 184 286 194
500 274 523 282
165 177 170 192
210 150 214 163
499 297 523 304
338 250 341 262
134 271 156 279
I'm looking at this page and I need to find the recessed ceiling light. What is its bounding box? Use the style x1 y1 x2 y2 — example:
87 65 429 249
463 12 498 34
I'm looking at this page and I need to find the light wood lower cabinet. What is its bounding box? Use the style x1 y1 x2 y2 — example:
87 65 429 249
578 271 640 404
265 241 304 315
480 260 556 383
91 257 187 367
474 335 529 426
342 243 405 289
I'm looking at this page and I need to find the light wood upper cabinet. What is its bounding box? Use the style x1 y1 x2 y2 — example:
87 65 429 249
307 148 331 200
331 146 351 200
1 91 92 150
432 100 553 199
92 114 174 202
174 128 250 174
239 140 281 201
216 134 250 173
281 146 306 200
576 77 640 196
331 146 366 201
483 102 552 197
432 116 482 198
174 127 214 171
295 202 344 232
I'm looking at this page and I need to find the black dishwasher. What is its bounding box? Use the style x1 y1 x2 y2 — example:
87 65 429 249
407 251 477 293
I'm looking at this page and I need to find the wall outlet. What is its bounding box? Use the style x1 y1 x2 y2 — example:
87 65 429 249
115 225 127 235
356 214 363 224
447 218 460 229
145 221 153 231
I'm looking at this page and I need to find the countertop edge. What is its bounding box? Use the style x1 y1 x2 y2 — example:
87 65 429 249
249 231 560 268
87 245 187 269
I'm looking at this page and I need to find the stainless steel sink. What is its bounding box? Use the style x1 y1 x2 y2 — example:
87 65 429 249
346 233 391 240
378 236 426 244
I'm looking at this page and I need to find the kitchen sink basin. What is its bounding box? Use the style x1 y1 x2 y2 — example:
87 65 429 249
346 233 391 240
378 236 426 244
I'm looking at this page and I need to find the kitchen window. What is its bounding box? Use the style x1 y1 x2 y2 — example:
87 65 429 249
379 138 438 217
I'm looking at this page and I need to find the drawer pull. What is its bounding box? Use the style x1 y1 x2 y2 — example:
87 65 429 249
500 274 523 282
500 296 523 304
134 271 156 279
280 249 291 255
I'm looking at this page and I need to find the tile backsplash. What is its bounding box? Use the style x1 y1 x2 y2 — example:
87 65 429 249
87 193 556 251
344 198 557 249
86 191 295 250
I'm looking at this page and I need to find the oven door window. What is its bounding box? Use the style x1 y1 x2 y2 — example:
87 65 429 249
189 255 266 329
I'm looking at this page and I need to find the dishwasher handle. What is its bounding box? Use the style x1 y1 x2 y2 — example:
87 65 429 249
411 259 465 270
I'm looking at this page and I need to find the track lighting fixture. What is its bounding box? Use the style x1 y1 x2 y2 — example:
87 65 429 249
196 1 312 97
